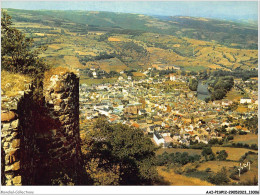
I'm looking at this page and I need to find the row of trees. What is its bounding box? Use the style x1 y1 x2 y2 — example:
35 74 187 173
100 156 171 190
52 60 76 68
212 68 258 81
231 143 258 150
156 151 201 166
201 147 228 161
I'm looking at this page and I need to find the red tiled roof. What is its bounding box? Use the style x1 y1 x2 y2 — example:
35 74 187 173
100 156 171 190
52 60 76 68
132 123 140 128
110 118 117 122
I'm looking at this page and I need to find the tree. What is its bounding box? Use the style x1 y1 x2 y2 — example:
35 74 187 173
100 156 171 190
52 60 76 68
205 97 210 103
212 89 226 100
1 11 49 75
202 147 215 161
188 78 198 91
216 150 228 161
82 118 159 185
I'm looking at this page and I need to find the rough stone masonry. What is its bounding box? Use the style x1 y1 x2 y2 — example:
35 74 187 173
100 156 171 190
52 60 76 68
1 68 83 185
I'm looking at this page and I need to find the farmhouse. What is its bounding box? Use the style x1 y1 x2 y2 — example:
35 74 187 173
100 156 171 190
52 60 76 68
153 131 164 146
240 97 252 104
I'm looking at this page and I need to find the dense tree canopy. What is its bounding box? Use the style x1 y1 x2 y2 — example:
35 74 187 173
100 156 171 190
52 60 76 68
1 11 49 75
189 78 198 91
82 118 159 185
156 151 201 166
210 76 234 100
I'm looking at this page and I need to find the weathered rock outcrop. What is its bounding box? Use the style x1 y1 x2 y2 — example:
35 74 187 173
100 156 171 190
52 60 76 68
1 68 83 185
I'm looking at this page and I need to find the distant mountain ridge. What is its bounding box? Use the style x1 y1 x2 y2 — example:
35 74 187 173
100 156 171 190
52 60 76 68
4 8 258 72
7 8 257 49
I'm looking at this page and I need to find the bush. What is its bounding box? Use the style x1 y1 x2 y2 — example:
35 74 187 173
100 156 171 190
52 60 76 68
208 167 230 185
217 150 228 161
238 130 247 135
229 172 239 181
227 135 234 140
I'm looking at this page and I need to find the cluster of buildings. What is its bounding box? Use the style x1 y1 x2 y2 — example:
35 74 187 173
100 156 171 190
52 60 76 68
79 69 258 148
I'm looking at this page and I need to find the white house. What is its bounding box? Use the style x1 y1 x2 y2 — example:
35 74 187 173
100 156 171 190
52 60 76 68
118 76 124 81
92 71 97 78
240 97 252 104
170 74 176 81
153 131 164 146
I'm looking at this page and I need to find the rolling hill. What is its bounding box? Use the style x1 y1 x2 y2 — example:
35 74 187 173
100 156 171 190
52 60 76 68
4 8 258 73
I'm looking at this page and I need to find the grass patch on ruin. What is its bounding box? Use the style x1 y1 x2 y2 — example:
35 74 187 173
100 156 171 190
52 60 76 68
1 70 32 97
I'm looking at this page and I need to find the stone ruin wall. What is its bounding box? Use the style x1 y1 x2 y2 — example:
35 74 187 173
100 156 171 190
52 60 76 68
1 69 82 185
1 85 34 185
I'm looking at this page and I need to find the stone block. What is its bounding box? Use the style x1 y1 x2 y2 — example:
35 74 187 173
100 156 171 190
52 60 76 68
11 132 19 139
3 142 10 149
6 180 12 185
2 123 11 131
6 135 15 142
10 119 19 129
54 81 65 93
12 161 20 171
54 105 62 112
12 176 22 184
56 98 63 106
9 149 19 164
5 174 13 180
5 165 12 172
11 139 20 148
1 129 12 137
1 111 17 122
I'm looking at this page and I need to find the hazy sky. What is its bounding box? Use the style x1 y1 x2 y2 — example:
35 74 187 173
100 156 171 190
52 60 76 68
2 1 258 21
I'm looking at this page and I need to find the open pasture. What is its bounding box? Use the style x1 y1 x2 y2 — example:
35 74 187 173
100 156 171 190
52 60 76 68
232 134 258 145
157 166 213 186
212 147 256 161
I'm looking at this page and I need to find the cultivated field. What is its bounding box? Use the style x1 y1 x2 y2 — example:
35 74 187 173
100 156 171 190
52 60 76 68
197 161 238 173
225 88 243 102
238 154 258 183
79 78 117 85
1 70 32 98
232 134 258 145
157 166 213 186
